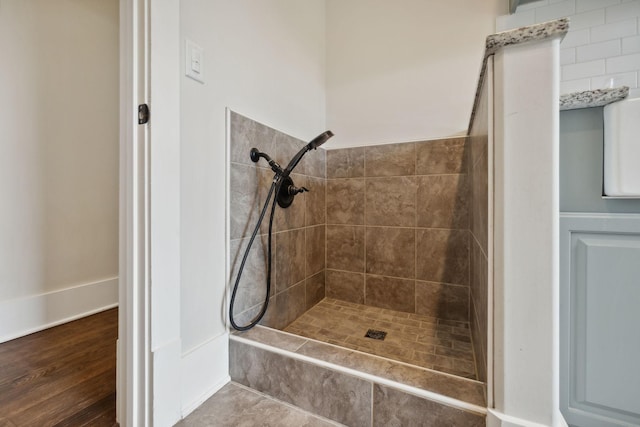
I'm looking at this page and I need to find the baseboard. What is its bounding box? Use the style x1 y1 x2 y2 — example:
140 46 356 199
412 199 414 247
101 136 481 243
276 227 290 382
153 338 183 426
180 332 230 418
0 277 118 343
487 408 558 427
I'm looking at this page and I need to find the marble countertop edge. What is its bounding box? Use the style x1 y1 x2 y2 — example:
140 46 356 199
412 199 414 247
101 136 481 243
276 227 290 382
559 86 629 111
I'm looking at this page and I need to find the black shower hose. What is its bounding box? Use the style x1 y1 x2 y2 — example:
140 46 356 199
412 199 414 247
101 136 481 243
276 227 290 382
229 175 282 331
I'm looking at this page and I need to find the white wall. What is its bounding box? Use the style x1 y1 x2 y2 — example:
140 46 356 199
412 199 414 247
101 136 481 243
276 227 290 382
325 0 506 149
178 0 326 408
0 0 119 341
497 0 640 98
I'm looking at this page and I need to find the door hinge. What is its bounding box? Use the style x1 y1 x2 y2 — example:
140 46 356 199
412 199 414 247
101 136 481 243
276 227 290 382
138 104 150 124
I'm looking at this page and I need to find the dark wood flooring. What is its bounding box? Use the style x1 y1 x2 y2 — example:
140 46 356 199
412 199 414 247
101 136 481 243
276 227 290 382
0 309 118 426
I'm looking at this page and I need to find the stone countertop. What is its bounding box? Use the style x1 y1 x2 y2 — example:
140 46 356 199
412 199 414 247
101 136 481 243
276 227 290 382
559 87 629 111
468 18 570 132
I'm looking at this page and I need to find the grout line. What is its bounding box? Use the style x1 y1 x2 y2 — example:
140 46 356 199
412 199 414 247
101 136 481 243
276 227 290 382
324 268 471 289
363 150 368 306
370 381 374 427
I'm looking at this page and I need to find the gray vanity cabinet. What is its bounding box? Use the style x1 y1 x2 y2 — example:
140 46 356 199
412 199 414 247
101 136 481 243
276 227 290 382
560 214 640 427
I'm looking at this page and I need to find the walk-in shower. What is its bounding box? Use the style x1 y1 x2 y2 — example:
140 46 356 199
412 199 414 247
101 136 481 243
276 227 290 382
228 110 486 384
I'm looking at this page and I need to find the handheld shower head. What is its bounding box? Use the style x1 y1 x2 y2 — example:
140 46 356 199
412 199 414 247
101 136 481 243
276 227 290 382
306 130 334 150
283 130 334 175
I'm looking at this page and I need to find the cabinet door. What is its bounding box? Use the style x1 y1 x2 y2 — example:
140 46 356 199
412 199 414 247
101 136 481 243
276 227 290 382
560 214 640 427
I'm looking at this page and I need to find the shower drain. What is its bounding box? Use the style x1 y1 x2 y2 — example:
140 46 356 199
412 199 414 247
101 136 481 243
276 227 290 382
364 329 387 340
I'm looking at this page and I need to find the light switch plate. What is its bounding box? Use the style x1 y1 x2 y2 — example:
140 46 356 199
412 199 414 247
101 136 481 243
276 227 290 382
185 39 204 83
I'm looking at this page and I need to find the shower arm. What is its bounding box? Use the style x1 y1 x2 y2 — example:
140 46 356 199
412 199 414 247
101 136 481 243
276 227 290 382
250 148 284 176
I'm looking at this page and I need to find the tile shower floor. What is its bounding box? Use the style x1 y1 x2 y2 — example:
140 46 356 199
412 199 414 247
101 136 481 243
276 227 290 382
284 298 478 380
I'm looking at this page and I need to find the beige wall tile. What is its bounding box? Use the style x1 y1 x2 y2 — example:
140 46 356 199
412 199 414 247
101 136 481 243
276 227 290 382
326 270 365 304
366 227 415 279
229 111 277 166
305 176 326 226
326 225 365 272
326 178 365 224
416 174 469 229
365 275 415 313
416 229 469 285
303 147 326 178
327 147 365 178
305 271 325 310
365 143 415 177
415 281 469 322
275 229 306 292
365 177 417 227
230 163 273 239
305 225 326 277
416 137 468 175
471 147 488 255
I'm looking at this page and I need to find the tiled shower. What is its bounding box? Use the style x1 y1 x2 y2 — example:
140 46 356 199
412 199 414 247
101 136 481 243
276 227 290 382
228 109 488 383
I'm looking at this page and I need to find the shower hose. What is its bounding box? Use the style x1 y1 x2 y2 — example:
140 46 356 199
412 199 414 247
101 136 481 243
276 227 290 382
228 175 283 331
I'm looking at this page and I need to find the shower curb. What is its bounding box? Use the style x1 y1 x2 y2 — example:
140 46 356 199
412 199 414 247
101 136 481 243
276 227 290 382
229 327 487 426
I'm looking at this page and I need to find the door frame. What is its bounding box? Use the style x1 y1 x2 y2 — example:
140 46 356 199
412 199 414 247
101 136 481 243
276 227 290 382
118 0 182 424
118 0 151 424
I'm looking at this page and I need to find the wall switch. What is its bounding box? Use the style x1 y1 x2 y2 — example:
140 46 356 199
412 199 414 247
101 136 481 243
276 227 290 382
185 39 204 83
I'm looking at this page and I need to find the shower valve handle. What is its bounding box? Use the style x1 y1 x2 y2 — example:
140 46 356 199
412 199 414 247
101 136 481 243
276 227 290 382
288 186 308 195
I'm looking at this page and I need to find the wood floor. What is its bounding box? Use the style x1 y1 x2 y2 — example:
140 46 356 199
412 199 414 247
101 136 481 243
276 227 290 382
0 309 118 427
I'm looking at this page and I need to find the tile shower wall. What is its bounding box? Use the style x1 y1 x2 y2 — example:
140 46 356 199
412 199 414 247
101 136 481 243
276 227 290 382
324 138 471 322
229 111 326 329
497 0 640 98
468 69 491 383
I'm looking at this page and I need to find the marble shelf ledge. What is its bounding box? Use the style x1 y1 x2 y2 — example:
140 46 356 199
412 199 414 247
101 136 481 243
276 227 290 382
468 17 570 133
559 87 629 111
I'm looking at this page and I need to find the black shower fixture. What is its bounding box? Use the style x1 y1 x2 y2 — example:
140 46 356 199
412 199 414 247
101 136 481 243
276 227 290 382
229 130 334 331
249 130 333 208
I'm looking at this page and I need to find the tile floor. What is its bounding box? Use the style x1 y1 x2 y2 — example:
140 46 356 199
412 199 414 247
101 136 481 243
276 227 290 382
283 298 477 379
176 383 340 427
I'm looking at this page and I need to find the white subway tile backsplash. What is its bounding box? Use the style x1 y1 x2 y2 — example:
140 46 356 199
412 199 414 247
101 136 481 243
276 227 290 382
496 10 536 32
561 78 591 93
606 1 640 23
517 0 550 12
563 59 606 79
577 0 621 13
606 52 640 72
570 9 605 30
590 18 637 42
591 71 638 89
629 87 640 97
577 39 621 61
562 29 591 47
561 48 577 64
623 35 640 53
535 0 576 22
502 0 639 92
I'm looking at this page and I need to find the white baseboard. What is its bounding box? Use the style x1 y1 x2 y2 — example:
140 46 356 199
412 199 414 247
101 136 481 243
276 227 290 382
153 338 183 427
487 409 557 427
0 277 118 343
181 332 230 418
